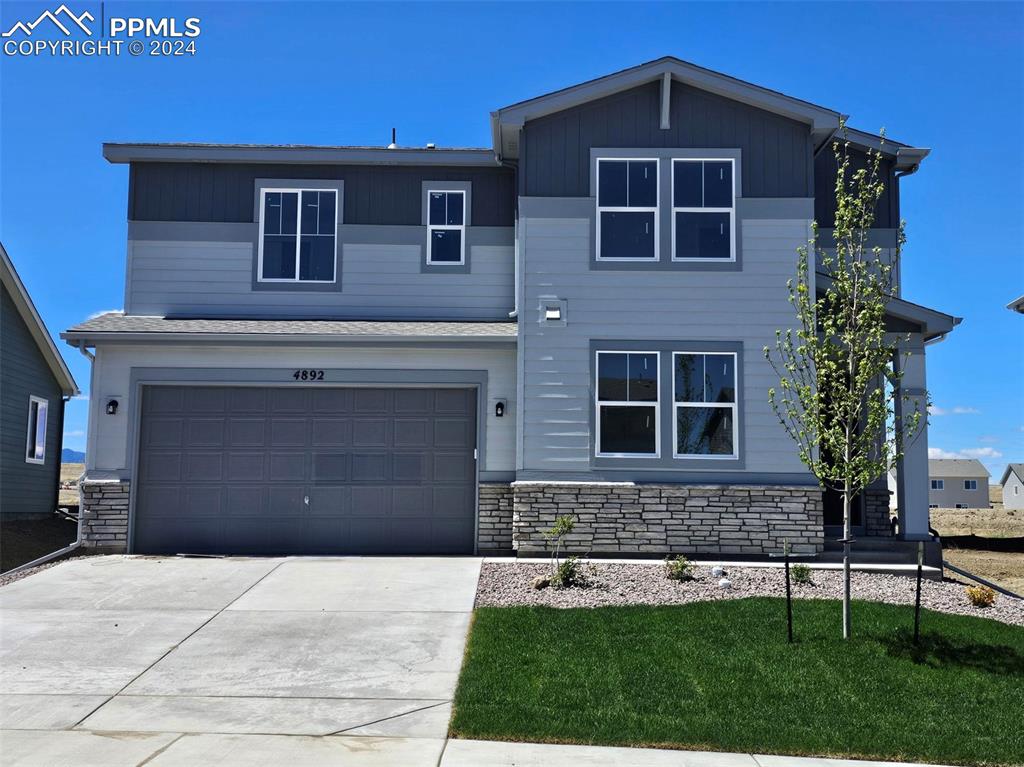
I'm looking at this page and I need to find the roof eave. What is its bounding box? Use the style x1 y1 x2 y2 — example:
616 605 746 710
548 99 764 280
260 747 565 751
0 242 79 396
61 331 517 346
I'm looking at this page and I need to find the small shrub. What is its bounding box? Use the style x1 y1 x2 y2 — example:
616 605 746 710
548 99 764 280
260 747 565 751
664 554 694 581
551 556 590 589
965 585 996 608
791 563 813 585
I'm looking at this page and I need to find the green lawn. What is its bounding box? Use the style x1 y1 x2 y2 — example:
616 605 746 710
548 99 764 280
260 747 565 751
451 598 1024 766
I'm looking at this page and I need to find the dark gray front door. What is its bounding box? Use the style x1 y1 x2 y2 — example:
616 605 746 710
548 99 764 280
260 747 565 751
134 386 477 555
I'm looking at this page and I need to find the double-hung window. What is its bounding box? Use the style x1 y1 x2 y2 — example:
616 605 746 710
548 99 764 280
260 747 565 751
596 159 658 261
25 396 47 464
427 190 466 265
931 479 944 490
672 159 735 261
673 352 737 458
259 189 337 282
595 351 659 456
964 479 978 491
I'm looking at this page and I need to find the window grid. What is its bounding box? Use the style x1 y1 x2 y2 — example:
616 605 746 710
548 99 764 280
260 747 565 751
964 480 978 491
258 188 338 283
427 190 466 265
671 159 736 262
595 158 659 262
25 396 47 464
595 350 660 458
672 351 738 459
931 479 944 490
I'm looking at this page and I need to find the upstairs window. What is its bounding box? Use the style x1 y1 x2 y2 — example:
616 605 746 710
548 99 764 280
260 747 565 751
259 189 337 282
673 352 737 458
427 190 466 265
672 159 735 261
931 479 944 490
596 159 658 261
595 351 659 456
25 396 47 464
964 479 978 491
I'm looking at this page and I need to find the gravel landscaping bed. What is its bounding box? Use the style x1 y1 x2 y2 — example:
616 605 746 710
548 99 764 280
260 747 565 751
476 561 1024 626
0 554 89 588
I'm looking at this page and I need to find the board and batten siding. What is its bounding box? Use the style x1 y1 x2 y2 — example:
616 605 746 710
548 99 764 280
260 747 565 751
1 284 63 516
125 230 514 319
86 344 516 479
518 210 813 480
813 147 899 229
522 80 813 199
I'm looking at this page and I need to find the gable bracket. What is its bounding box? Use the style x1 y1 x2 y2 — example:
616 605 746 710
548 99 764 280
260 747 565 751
660 72 671 130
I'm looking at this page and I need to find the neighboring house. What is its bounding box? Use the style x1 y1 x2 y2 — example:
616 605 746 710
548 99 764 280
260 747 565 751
62 57 959 557
927 459 990 509
1 242 79 518
1000 464 1024 510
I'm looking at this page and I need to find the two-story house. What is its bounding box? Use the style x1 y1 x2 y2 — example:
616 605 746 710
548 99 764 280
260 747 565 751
62 57 958 557
927 459 990 509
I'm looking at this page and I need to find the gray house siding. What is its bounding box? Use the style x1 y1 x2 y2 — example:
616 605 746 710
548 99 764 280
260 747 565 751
1003 471 1024 510
928 475 990 508
1 284 63 517
129 163 515 227
814 147 899 229
521 80 813 199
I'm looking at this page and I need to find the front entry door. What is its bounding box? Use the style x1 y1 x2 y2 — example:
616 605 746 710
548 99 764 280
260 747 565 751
823 486 864 537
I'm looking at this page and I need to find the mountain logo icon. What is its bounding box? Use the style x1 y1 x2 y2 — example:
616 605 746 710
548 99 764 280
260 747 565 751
2 4 94 37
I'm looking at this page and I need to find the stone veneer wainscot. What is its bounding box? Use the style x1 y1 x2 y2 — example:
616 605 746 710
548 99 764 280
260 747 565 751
511 482 824 556
478 482 513 554
80 480 130 553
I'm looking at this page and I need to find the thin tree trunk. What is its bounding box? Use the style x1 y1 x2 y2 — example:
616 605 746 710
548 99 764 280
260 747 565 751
842 488 852 640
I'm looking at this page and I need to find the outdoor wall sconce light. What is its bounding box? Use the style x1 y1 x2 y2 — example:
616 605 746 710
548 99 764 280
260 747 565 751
106 399 119 415
495 399 506 418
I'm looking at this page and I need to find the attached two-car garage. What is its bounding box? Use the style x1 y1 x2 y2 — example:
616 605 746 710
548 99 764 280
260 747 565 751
133 385 478 555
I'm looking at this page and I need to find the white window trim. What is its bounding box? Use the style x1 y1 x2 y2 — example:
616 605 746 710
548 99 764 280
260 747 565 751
672 351 739 460
931 479 944 490
426 189 467 266
25 395 47 465
594 350 660 458
964 479 978 491
595 158 660 262
257 187 338 283
671 158 737 263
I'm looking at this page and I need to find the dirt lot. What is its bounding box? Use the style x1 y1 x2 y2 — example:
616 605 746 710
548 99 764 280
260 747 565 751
59 462 84 507
943 548 1024 595
931 496 1024 594
930 504 1022 538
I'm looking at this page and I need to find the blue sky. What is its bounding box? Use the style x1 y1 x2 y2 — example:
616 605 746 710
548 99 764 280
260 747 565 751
1 1 1022 478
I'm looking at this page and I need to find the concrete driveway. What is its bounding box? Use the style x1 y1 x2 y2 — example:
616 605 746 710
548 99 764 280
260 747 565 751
0 555 481 766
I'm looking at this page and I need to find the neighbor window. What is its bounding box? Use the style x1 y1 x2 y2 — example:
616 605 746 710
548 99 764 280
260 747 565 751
964 479 978 491
427 190 466 264
259 189 337 282
929 504 938 509
25 396 47 464
673 352 737 458
930 479 944 490
1015 486 1020 496
955 503 969 509
595 351 659 456
672 159 735 261
596 159 658 261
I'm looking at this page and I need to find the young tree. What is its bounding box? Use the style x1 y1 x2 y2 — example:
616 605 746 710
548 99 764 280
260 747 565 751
764 123 925 639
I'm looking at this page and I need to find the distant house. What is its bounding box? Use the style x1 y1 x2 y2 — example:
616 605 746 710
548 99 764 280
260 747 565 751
1001 464 1024 510
1 242 79 517
928 459 990 509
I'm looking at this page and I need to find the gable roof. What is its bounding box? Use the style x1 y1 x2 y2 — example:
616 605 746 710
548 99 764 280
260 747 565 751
490 56 927 166
0 242 78 396
1000 464 1024 485
928 459 990 478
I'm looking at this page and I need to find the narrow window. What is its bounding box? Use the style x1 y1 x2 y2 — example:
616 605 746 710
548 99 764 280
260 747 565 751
672 159 735 261
1014 485 1020 496
427 190 466 265
25 396 48 464
964 479 978 491
673 352 737 458
595 351 659 456
931 479 944 490
259 189 337 282
596 159 658 261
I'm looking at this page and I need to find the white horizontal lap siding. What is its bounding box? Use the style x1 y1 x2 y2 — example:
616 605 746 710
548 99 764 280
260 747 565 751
88 344 516 477
127 239 514 319
520 214 809 476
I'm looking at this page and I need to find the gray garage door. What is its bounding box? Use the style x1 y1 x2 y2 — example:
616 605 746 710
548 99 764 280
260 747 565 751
134 386 477 555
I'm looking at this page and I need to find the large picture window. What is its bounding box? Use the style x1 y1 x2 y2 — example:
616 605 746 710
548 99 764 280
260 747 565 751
25 396 47 464
427 190 466 265
672 159 735 261
673 352 738 458
259 188 337 282
596 159 658 261
595 351 659 456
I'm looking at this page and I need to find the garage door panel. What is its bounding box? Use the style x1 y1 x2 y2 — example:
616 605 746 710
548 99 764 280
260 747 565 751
136 385 476 555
